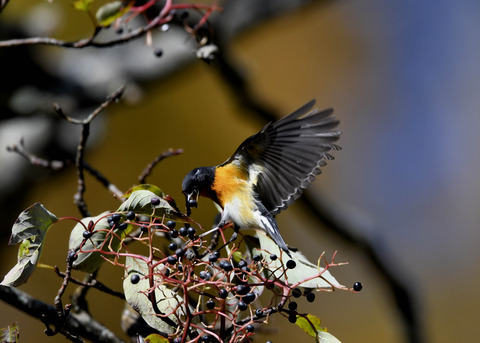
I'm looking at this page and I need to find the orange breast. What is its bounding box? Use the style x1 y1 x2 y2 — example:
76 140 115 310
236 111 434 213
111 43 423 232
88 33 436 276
212 164 249 207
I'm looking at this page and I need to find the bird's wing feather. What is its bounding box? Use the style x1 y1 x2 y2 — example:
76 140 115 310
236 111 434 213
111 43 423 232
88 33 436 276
222 100 341 215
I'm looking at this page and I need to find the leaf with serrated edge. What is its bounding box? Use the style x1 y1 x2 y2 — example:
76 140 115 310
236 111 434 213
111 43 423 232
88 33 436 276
255 231 344 289
123 256 196 334
1 203 57 287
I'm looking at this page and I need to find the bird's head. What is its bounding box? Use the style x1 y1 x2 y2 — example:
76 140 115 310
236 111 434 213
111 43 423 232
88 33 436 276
182 166 215 215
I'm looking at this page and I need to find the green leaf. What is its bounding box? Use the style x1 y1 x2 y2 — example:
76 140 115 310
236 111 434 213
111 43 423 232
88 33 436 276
144 333 169 343
0 322 19 343
72 0 93 12
123 256 196 334
1 203 57 287
8 202 58 245
69 212 125 273
255 231 344 289
295 314 341 343
117 190 189 222
96 1 132 27
295 314 324 338
122 184 165 199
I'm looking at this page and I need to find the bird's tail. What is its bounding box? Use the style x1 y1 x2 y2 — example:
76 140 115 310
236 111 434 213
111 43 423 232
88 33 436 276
259 211 292 258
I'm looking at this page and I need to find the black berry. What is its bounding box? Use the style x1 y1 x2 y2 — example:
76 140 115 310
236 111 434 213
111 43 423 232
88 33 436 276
118 222 128 230
166 220 176 229
130 274 140 284
175 248 185 258
168 243 177 251
219 289 228 299
167 255 177 265
83 231 93 239
243 292 255 304
236 284 250 295
270 254 277 261
154 48 163 57
246 324 254 332
111 213 121 223
306 292 316 302
209 253 218 263
206 299 215 309
292 288 302 298
255 308 263 317
238 260 247 268
253 254 261 262
237 301 247 311
353 282 363 292
170 229 179 238
151 197 160 206
68 251 77 261
188 198 197 208
286 260 296 269
220 260 233 272
201 335 210 343
288 302 298 311
126 211 136 221
179 227 188 236
187 226 196 238
288 313 297 323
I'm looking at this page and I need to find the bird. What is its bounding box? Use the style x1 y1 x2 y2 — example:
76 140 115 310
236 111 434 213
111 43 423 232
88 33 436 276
182 100 341 257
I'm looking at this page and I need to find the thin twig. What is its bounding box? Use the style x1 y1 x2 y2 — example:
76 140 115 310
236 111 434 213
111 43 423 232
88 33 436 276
6 138 124 199
53 86 125 125
138 148 183 184
74 123 90 217
54 267 125 300
54 86 125 217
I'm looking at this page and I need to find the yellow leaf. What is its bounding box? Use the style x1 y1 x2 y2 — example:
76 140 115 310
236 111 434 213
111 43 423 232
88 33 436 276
144 333 169 343
295 314 325 338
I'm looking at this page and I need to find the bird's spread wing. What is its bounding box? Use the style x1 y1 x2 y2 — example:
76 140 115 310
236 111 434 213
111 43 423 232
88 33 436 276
222 100 341 215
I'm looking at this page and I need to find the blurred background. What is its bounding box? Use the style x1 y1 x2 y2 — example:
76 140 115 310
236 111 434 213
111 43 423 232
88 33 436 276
1 0 480 342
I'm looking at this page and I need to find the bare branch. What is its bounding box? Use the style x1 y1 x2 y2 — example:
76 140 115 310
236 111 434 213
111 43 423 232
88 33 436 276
138 148 184 184
0 286 125 343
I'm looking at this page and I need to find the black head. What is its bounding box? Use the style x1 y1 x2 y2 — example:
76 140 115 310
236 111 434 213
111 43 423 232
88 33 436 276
182 166 215 214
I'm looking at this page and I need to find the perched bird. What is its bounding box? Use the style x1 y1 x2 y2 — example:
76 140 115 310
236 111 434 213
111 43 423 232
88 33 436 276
182 100 341 257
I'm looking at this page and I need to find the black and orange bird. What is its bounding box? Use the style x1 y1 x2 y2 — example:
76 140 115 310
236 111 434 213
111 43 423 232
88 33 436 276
182 100 341 257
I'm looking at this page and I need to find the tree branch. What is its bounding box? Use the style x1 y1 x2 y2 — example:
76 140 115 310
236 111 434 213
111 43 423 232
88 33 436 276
0 286 125 343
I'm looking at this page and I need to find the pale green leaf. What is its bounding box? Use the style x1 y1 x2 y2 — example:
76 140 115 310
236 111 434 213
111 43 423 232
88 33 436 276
123 256 195 334
255 231 344 289
8 202 57 245
117 190 189 222
317 331 342 343
69 212 126 273
96 1 131 27
1 203 57 287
